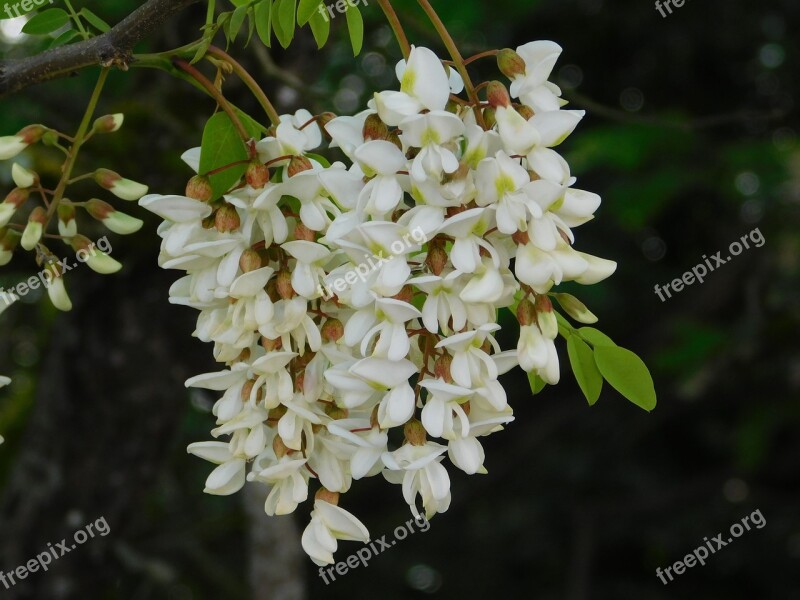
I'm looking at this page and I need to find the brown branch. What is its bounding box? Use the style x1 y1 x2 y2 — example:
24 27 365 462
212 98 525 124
0 0 200 99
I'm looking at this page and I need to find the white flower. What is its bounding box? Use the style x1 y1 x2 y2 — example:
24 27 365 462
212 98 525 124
383 442 451 519
187 441 247 496
301 500 370 566
510 41 565 112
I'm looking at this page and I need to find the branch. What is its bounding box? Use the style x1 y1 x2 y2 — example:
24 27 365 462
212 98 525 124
0 0 200 99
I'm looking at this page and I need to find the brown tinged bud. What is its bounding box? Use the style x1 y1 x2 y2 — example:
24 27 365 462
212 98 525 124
434 353 454 383
325 403 348 420
288 156 313 178
294 222 315 242
363 113 389 141
497 48 527 79
276 271 295 299
266 278 281 303
241 379 256 402
17 124 46 144
393 285 414 304
534 294 553 314
315 488 340 505
261 336 283 351
239 248 263 273
3 187 29 210
273 435 290 459
517 105 535 120
269 405 288 421
318 112 336 139
236 348 252 363
321 318 344 343
426 239 447 276
201 214 216 229
483 107 497 129
85 199 114 220
215 203 241 233
246 160 270 189
517 298 536 326
512 230 530 246
404 419 427 446
92 114 124 134
487 81 511 108
186 175 214 202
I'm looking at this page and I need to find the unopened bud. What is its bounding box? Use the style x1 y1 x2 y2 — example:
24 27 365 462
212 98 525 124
487 81 511 108
94 168 148 201
393 285 414 304
215 203 241 233
11 163 37 188
318 112 336 139
315 488 340 505
426 239 447 276
57 203 77 237
186 175 214 202
363 114 389 141
434 353 453 383
239 248 263 273
21 206 46 250
517 298 536 326
483 107 497 129
497 48 527 79
246 160 270 189
201 214 216 229
404 419 427 446
85 199 143 235
321 318 344 342
294 222 314 242
517 104 535 120
553 292 598 324
288 156 313 178
534 294 553 314
70 234 122 274
269 405 288 421
0 229 20 266
512 230 530 246
0 188 29 228
276 270 295 299
92 114 124 134
17 124 46 145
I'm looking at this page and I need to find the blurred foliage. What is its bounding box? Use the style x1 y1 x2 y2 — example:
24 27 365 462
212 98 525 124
1 0 799 598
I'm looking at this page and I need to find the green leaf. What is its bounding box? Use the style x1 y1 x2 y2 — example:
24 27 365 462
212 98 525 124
567 335 603 405
199 112 251 201
273 0 296 48
305 152 331 168
21 8 69 35
344 4 363 55
297 0 322 25
47 28 79 49
578 327 617 348
80 8 111 33
527 371 547 395
228 4 249 42
308 7 330 48
593 346 657 412
254 0 272 46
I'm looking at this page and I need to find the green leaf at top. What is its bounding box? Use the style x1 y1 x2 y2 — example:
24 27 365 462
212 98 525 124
297 0 322 25
593 345 657 412
344 3 364 55
273 0 296 48
567 335 603 405
22 8 70 35
578 327 617 348
228 4 249 42
307 3 330 47
254 0 272 46
199 112 258 201
80 8 111 33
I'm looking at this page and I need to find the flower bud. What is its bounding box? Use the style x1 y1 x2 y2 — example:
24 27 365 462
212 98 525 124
434 353 454 383
516 298 536 326
46 271 72 312
273 435 290 459
321 318 344 342
57 203 77 237
276 270 295 299
11 163 37 188
92 114 124 134
294 222 314 242
0 188 29 228
487 81 511 108
94 169 149 201
425 239 447 276
239 248 262 273
315 488 340 505
552 292 598 324
186 175 214 202
70 234 122 274
404 419 427 446
21 206 46 251
497 48 527 79
0 229 20 266
517 104 535 120
85 199 143 235
534 295 558 339
318 112 336 140
392 285 414 304
246 160 270 189
287 156 313 178
269 405 288 421
0 125 44 160
483 107 497 129
214 203 240 233
201 214 216 229
363 114 389 141
512 230 530 246
17 124 46 144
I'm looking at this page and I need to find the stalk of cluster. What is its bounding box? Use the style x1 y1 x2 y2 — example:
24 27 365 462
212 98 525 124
141 41 615 565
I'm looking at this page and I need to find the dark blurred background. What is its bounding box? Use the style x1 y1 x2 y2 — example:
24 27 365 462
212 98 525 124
0 0 798 598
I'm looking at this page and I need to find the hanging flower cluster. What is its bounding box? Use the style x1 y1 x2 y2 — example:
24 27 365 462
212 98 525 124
140 41 616 565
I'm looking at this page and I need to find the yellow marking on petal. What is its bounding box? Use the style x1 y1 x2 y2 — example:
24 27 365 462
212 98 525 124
401 68 416 95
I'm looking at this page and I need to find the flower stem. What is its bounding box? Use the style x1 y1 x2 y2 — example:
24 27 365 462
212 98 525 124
63 0 89 40
377 0 411 59
172 58 255 153
206 46 281 126
415 0 485 128
46 68 110 226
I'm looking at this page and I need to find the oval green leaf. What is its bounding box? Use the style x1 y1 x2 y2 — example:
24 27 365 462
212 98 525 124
255 0 272 47
22 8 70 35
344 4 363 55
567 335 603 405
80 8 111 33
578 327 617 348
298 0 322 25
593 345 657 412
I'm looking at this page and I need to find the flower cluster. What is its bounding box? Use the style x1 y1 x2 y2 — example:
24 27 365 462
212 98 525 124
140 41 616 565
